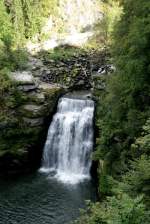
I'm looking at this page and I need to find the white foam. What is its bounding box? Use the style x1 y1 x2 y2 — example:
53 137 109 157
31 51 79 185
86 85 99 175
40 97 94 185
39 167 56 173
54 171 90 185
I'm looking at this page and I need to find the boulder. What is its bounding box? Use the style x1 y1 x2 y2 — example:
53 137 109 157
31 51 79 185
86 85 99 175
27 57 44 71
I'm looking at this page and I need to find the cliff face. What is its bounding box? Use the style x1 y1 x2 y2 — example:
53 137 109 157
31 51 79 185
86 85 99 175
0 46 109 174
0 59 64 174
0 0 106 174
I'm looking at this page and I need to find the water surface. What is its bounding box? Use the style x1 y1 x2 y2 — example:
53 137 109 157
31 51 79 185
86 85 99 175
0 172 96 224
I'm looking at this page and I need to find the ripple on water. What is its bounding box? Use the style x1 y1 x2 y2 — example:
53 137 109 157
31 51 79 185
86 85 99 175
0 173 97 224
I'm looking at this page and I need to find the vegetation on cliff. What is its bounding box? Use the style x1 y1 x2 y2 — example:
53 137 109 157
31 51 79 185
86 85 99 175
75 0 150 223
0 0 65 171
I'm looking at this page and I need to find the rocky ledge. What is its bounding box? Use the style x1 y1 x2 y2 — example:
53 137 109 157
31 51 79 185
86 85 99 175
27 47 108 90
0 47 110 175
0 70 64 175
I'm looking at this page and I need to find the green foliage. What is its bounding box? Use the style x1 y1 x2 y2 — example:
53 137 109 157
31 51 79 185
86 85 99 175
39 0 59 17
10 48 28 70
88 1 150 223
75 194 150 224
95 0 150 183
0 0 13 44
20 0 47 39
0 68 26 124
121 156 150 200
0 0 77 70
9 0 58 42
0 1 13 68
132 118 150 156
0 0 29 70
0 69 12 109
101 0 122 45
40 45 85 61
85 0 122 49
10 0 25 44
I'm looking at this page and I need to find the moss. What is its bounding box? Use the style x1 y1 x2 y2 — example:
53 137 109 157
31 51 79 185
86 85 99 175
26 94 44 105
0 53 64 169
40 45 86 61
0 125 43 155
71 67 80 78
44 87 63 102
0 150 8 157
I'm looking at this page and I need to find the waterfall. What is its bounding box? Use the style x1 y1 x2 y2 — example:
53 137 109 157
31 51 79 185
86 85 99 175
40 96 94 184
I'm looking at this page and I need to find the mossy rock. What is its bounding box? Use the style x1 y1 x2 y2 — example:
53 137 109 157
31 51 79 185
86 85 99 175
0 79 64 173
20 104 45 118
26 92 45 104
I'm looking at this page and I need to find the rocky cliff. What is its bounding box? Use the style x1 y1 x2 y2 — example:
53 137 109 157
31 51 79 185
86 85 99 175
0 59 64 174
0 45 109 174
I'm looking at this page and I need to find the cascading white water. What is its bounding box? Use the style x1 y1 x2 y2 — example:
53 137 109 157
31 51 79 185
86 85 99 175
40 96 94 184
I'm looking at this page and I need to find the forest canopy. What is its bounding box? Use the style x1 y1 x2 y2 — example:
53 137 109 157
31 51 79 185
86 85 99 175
76 0 150 223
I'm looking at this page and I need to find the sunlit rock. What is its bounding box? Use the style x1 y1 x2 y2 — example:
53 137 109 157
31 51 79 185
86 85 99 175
10 71 35 85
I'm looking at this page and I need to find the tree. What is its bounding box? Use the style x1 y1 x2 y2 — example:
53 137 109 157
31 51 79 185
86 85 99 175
95 0 150 183
75 194 150 224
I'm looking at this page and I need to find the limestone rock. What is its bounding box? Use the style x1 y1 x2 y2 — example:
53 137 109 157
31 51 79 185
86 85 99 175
39 82 61 91
27 57 44 71
28 92 45 104
10 71 35 85
23 117 44 127
17 84 38 92
21 104 44 118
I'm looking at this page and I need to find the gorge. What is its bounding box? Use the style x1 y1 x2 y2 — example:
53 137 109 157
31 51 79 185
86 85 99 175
0 0 149 223
0 92 97 224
